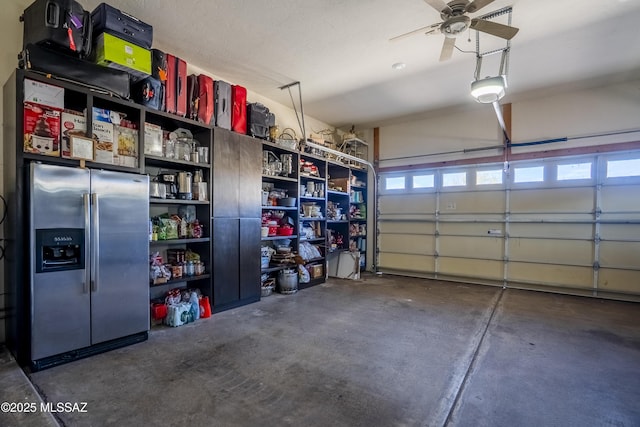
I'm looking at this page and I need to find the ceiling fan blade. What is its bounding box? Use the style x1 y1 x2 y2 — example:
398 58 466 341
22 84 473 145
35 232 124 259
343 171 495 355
389 22 442 42
470 19 519 40
424 0 452 15
465 0 495 14
439 37 455 61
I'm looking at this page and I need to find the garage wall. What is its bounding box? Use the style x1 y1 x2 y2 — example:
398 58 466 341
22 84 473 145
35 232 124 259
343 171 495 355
379 79 640 169
0 0 333 345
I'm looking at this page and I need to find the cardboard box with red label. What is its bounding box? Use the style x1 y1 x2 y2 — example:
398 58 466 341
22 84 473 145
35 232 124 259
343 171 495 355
24 102 61 156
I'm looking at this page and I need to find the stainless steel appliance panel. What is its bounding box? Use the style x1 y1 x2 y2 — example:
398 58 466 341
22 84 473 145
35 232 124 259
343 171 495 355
31 163 91 360
90 169 149 344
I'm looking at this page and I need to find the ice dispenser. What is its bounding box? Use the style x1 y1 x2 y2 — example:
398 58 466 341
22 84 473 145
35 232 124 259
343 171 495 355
35 229 84 273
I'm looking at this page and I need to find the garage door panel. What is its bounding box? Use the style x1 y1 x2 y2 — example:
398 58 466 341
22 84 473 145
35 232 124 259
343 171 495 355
379 194 436 214
439 236 503 259
600 224 640 241
439 191 504 214
508 263 592 288
378 154 640 300
601 185 640 212
379 234 434 255
600 242 640 268
510 238 593 265
598 269 640 294
379 253 434 273
379 221 435 235
439 258 503 280
439 222 505 237
510 223 592 239
510 187 594 213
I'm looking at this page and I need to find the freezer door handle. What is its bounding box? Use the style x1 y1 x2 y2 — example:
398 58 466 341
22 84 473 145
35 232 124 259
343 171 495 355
83 193 91 294
91 192 99 293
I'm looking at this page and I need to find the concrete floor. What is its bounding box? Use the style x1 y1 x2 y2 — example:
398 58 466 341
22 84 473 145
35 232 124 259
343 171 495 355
1 273 639 427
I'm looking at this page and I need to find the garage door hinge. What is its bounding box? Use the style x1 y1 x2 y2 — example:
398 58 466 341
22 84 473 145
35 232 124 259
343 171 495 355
594 234 601 243
594 208 602 217
434 230 440 236
434 251 439 258
593 262 600 270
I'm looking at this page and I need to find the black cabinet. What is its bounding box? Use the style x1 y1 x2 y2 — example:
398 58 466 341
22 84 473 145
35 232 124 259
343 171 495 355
212 218 240 306
212 129 261 312
213 128 261 218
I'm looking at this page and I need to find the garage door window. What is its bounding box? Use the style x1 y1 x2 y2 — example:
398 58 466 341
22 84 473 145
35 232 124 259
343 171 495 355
607 158 640 178
442 172 467 187
385 176 406 191
514 166 544 183
476 169 503 185
412 174 434 189
557 162 592 180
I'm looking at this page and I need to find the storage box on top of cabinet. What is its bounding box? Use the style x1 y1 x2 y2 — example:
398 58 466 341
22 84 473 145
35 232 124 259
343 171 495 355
93 33 151 81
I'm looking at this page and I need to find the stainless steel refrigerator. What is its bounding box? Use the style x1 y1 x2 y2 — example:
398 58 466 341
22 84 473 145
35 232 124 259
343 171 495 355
29 163 149 367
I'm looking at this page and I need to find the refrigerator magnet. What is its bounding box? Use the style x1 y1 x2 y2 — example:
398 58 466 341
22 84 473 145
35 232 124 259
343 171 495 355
69 134 95 162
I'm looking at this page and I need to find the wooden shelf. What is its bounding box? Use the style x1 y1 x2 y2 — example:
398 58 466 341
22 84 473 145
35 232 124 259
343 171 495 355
150 237 210 246
262 174 298 182
150 273 211 287
261 265 295 273
300 237 325 243
299 174 325 181
262 205 297 210
261 235 298 241
150 198 209 205
145 154 210 169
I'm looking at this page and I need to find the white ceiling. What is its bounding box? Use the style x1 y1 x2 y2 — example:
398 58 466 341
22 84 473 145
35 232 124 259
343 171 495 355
79 0 640 129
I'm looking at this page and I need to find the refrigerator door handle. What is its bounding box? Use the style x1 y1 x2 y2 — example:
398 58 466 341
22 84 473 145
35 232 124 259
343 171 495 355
83 193 91 294
91 192 99 293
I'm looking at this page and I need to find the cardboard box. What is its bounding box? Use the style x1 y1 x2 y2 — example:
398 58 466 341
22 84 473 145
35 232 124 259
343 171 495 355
61 110 87 158
144 122 163 156
115 125 138 168
23 102 61 156
24 79 64 109
328 178 349 192
308 263 324 279
92 108 121 164
94 32 151 81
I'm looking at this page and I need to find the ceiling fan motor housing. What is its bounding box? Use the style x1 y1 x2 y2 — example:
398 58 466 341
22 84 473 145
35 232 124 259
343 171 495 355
441 15 470 37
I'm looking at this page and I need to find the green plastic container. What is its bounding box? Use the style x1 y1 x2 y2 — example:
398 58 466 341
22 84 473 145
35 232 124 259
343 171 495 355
94 33 151 81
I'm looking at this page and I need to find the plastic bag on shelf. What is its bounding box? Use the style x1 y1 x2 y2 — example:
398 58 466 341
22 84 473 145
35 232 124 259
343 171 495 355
298 265 310 284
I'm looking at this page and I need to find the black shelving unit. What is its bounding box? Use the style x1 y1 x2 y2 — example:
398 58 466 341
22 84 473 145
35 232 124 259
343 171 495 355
261 142 302 287
298 154 328 284
349 167 369 269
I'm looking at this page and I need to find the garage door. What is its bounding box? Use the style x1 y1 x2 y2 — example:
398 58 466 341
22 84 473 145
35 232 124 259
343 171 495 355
378 152 640 301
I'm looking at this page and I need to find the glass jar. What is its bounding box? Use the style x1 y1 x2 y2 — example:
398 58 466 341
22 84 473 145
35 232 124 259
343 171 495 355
175 138 193 161
164 139 175 159
185 260 195 276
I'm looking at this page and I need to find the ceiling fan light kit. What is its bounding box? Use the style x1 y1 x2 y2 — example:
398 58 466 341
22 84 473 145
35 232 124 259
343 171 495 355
470 75 506 103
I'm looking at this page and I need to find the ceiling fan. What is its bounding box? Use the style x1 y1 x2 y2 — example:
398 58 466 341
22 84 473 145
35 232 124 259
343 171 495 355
391 0 519 61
